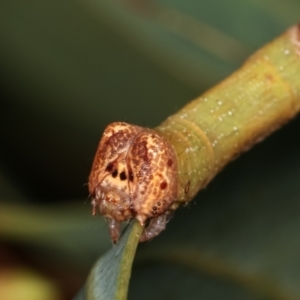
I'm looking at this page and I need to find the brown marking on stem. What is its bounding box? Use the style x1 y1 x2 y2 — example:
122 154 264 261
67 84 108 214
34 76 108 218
265 73 274 83
185 180 190 194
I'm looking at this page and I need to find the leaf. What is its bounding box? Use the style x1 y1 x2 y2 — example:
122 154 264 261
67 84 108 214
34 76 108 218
74 221 143 300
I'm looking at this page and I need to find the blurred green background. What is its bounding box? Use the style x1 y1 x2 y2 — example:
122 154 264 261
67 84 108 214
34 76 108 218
1 1 300 299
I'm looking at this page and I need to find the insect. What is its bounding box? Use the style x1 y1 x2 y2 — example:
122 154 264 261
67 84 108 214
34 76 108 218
88 122 178 243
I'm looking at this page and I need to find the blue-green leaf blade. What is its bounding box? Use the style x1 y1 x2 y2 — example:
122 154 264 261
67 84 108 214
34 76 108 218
74 221 143 300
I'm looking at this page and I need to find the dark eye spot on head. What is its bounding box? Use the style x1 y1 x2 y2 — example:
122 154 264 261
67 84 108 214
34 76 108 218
112 169 118 178
129 170 134 182
157 202 161 206
152 206 157 210
106 163 114 172
120 171 127 180
167 159 173 167
160 181 167 190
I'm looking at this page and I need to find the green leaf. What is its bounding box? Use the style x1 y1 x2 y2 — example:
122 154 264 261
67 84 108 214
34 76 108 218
74 221 143 300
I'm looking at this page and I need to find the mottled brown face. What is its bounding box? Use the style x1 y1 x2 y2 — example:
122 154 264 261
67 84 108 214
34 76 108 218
88 122 143 222
88 122 178 227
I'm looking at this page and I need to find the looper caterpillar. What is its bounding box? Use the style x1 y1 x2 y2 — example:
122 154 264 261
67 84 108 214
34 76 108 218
88 24 300 243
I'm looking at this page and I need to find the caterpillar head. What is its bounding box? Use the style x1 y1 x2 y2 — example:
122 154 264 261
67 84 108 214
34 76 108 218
88 122 178 242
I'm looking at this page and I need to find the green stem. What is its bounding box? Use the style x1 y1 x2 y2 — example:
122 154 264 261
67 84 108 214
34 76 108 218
156 23 300 204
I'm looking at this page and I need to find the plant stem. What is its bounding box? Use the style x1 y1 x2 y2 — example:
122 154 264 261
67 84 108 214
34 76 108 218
156 24 300 205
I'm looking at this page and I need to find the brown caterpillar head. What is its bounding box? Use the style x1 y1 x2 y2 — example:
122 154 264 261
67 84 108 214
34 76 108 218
88 122 178 232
